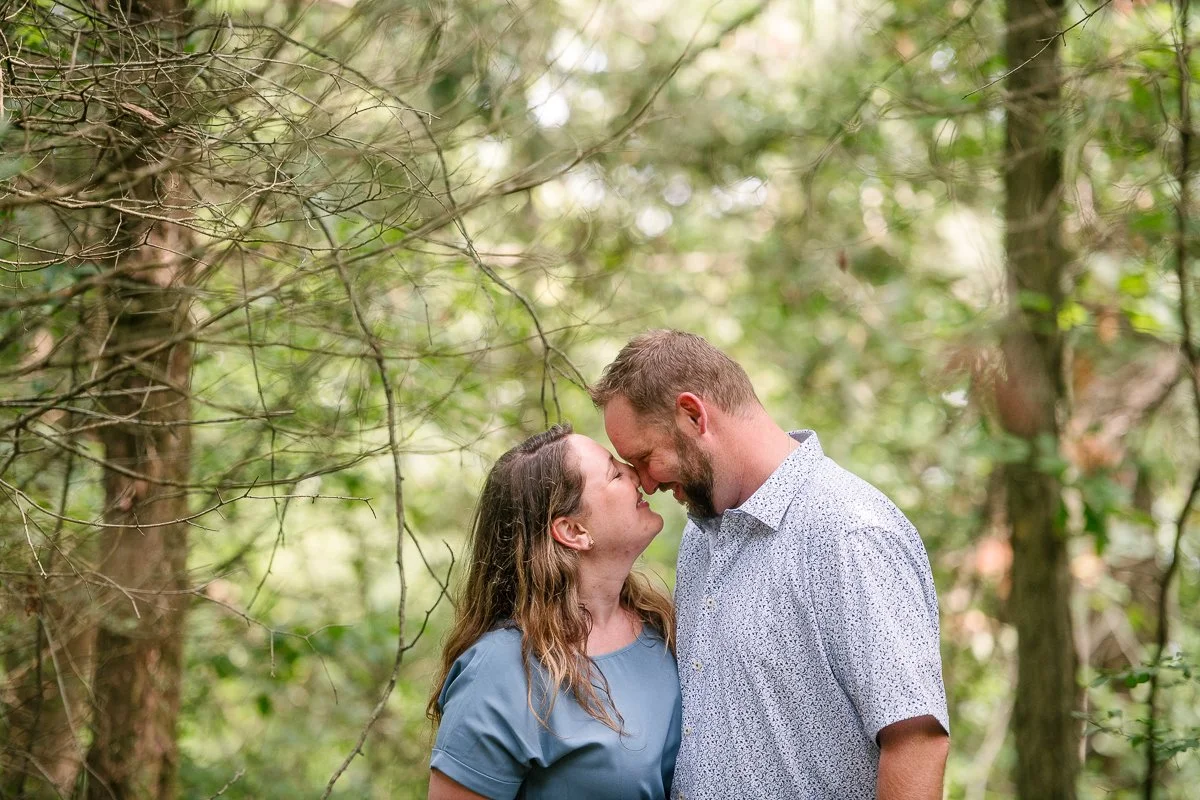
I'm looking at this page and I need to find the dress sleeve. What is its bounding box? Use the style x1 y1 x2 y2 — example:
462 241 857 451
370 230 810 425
809 525 950 743
431 634 541 799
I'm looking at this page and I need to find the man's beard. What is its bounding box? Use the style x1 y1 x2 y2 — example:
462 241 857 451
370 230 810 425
672 429 717 518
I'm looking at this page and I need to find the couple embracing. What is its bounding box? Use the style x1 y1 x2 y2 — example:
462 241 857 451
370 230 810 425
427 330 950 800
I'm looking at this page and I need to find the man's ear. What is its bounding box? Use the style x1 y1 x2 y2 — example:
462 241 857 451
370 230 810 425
550 516 592 552
675 392 709 435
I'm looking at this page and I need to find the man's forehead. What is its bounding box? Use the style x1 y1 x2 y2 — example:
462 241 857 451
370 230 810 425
602 398 640 436
604 402 663 456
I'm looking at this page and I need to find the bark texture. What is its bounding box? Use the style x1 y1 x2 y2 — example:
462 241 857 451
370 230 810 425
1 593 96 798
86 277 192 800
1001 0 1079 797
83 1 195 797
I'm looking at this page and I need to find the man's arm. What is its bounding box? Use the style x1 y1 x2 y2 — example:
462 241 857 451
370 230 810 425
876 715 950 800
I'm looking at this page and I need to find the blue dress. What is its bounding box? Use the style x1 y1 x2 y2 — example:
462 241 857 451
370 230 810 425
431 625 681 799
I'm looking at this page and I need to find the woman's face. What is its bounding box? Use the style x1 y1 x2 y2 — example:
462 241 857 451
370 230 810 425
568 434 664 558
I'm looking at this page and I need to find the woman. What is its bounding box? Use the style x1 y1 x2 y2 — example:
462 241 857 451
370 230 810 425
427 423 680 800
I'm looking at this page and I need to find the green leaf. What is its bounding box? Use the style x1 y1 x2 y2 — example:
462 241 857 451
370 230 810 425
1083 502 1108 553
1118 272 1150 299
211 654 239 679
1057 302 1089 331
1131 210 1168 236
1017 290 1053 314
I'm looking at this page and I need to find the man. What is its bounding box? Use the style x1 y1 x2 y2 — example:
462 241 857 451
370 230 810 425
590 330 949 800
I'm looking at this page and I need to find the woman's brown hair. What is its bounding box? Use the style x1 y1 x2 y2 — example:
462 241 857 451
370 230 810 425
427 423 674 732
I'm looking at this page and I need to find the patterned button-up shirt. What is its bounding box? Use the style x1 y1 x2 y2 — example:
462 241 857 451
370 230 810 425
672 430 948 800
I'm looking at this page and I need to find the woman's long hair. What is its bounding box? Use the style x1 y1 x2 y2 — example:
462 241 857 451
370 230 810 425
427 423 674 732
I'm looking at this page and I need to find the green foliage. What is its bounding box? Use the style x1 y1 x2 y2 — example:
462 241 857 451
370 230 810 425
2 0 1199 797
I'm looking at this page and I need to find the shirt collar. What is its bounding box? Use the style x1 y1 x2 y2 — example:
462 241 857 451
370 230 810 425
689 430 823 534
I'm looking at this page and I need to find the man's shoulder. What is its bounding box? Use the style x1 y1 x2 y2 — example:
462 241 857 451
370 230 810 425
786 456 916 539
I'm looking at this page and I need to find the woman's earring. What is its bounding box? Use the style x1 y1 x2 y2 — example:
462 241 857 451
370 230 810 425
586 535 595 549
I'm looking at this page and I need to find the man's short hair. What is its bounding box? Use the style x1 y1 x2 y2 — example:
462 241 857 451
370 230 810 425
589 329 759 420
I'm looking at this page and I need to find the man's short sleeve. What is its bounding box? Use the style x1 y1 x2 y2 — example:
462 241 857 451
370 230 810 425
810 525 950 742
431 632 540 798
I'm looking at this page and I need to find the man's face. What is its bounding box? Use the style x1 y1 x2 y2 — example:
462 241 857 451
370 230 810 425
603 396 718 518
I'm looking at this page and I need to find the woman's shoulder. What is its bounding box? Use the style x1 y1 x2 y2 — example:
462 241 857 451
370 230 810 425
438 626 532 714
446 625 526 681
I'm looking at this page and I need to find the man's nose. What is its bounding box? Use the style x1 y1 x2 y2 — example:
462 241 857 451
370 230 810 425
638 471 660 494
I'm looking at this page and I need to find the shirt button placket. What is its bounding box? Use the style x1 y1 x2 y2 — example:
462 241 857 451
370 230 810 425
694 527 730 764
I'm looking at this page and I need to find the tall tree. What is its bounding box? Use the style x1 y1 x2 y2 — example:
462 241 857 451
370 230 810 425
1000 0 1079 795
83 1 194 796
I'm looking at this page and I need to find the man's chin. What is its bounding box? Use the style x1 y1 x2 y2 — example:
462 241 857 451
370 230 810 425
664 483 716 517
682 495 717 518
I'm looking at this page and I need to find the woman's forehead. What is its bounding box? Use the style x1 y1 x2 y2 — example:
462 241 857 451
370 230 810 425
567 434 611 469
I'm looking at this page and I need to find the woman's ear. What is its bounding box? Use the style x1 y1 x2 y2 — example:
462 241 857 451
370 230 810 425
550 516 593 552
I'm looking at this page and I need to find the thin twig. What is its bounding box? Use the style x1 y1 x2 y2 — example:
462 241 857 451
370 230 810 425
322 219 409 799
205 768 245 799
965 0 1115 98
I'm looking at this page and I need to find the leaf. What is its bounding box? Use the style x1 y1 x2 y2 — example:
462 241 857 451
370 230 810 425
1083 501 1108 553
211 654 238 679
1118 272 1150 299
1124 670 1151 688
1057 302 1089 331
1017 289 1053 314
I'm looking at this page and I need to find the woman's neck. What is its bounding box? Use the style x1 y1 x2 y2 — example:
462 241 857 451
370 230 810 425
577 560 640 655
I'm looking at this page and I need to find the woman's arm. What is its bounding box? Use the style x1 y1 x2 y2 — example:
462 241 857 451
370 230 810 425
428 768 491 800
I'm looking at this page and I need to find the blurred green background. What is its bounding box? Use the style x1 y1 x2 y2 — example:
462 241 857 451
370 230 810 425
2 0 1198 797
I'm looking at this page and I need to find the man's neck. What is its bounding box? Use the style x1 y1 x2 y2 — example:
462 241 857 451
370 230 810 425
725 412 800 508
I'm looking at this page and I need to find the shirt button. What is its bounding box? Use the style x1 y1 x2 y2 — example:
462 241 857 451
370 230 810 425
683 725 693 736
704 596 715 608
692 659 703 671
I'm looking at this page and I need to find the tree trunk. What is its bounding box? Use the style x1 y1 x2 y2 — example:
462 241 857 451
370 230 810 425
1001 0 1079 797
2 592 97 798
86 277 192 800
83 2 194 797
